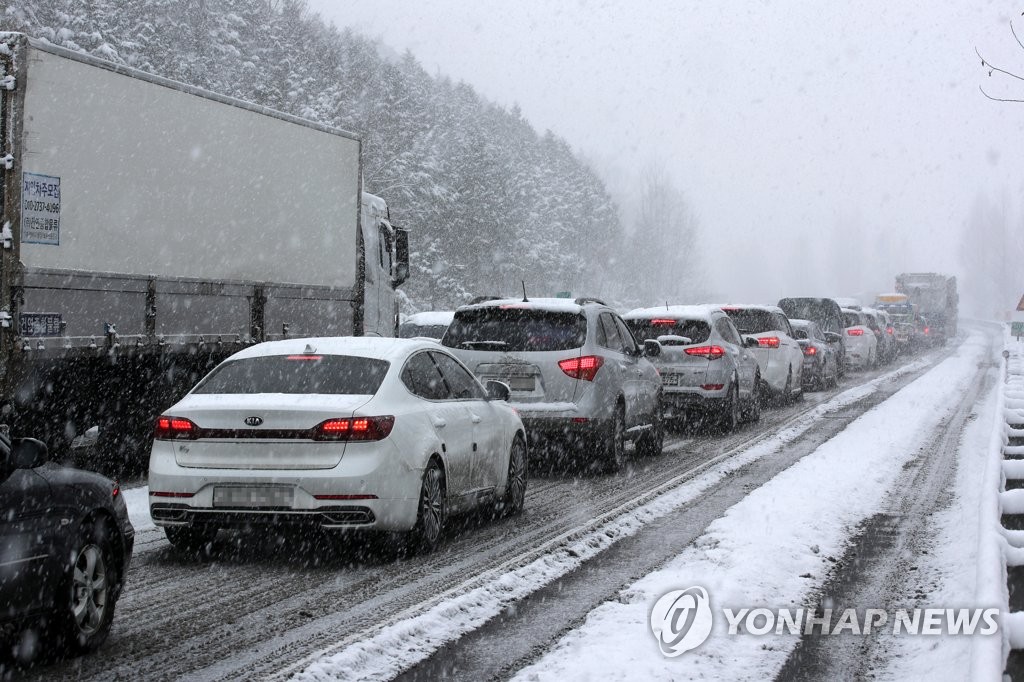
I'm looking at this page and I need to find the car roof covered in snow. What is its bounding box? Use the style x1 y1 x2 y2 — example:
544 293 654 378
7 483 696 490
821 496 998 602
404 310 455 326
623 304 725 321
789 318 815 328
456 297 591 314
710 303 786 315
226 337 440 363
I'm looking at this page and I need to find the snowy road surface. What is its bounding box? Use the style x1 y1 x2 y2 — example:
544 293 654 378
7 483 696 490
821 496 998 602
22 326 998 682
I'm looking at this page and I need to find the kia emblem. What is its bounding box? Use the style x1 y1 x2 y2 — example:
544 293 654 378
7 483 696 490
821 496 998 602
244 416 263 427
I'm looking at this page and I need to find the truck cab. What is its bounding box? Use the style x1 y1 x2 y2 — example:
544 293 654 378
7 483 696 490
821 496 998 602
360 192 409 337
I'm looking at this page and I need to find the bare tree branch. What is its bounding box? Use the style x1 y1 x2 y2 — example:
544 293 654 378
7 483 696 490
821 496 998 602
975 46 1024 82
979 85 1024 102
1012 20 1024 53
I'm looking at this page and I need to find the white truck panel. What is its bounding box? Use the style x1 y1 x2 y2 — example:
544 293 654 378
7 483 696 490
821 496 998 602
18 45 359 289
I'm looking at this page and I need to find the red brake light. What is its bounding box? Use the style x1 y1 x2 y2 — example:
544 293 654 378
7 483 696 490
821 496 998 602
887 327 894 335
559 355 604 381
650 319 677 326
155 416 198 440
286 355 323 361
923 327 930 334
757 336 780 348
112 480 120 498
684 345 725 360
315 416 394 441
803 346 817 356
846 329 864 336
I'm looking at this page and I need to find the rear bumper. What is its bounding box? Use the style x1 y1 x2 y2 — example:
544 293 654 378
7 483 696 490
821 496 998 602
662 389 727 417
148 439 423 532
519 415 611 440
150 504 382 529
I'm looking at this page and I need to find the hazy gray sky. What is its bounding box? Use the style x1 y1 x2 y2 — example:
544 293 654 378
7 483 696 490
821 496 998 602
309 0 1024 304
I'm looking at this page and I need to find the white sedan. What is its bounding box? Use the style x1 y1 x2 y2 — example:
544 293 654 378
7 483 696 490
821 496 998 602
148 337 527 554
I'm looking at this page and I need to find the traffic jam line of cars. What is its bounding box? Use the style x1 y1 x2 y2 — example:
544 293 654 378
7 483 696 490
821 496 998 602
1 294 929 666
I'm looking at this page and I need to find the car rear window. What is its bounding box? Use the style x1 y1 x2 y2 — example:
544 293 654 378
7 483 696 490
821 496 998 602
193 355 390 395
625 319 711 344
842 312 862 327
722 309 776 333
442 308 587 352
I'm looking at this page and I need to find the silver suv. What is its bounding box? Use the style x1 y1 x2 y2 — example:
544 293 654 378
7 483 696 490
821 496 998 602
442 297 663 471
623 305 761 433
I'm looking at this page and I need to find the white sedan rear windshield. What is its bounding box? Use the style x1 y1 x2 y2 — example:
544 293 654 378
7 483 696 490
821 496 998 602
193 355 390 395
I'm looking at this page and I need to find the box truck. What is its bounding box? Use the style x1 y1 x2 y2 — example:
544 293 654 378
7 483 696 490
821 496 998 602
0 33 409 468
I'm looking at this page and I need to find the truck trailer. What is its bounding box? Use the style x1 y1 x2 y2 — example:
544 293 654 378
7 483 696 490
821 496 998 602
0 33 409 469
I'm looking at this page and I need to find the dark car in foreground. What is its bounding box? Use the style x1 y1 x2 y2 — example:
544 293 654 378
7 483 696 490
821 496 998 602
1 432 134 662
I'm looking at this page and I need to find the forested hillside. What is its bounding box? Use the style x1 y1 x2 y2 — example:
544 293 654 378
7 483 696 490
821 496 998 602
1 0 623 311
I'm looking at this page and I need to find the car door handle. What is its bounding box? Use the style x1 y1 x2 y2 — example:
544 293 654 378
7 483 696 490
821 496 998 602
470 414 482 424
432 417 446 428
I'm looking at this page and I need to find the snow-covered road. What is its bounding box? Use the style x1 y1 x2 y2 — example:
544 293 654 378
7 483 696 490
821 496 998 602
506 326 998 681
23 329 991 682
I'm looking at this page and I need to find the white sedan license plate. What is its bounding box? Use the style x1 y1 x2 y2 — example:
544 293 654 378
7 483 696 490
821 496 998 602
213 486 294 508
661 373 681 386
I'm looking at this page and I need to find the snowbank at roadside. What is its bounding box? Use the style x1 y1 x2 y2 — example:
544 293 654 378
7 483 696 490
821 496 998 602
511 330 993 682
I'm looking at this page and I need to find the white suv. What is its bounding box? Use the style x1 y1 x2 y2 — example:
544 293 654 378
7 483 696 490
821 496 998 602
718 304 804 404
442 297 663 472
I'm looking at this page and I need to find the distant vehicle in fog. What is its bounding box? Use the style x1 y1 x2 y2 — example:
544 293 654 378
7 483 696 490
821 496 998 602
894 272 958 345
399 311 455 341
861 307 896 364
841 308 879 369
789 319 840 390
623 305 761 433
717 304 804 404
777 297 847 376
875 293 919 354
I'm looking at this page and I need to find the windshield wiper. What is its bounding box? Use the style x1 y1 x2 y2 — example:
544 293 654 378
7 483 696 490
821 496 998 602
460 340 509 349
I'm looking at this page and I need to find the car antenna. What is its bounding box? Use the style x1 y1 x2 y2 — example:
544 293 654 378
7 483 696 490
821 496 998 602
522 280 529 302
665 300 669 310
